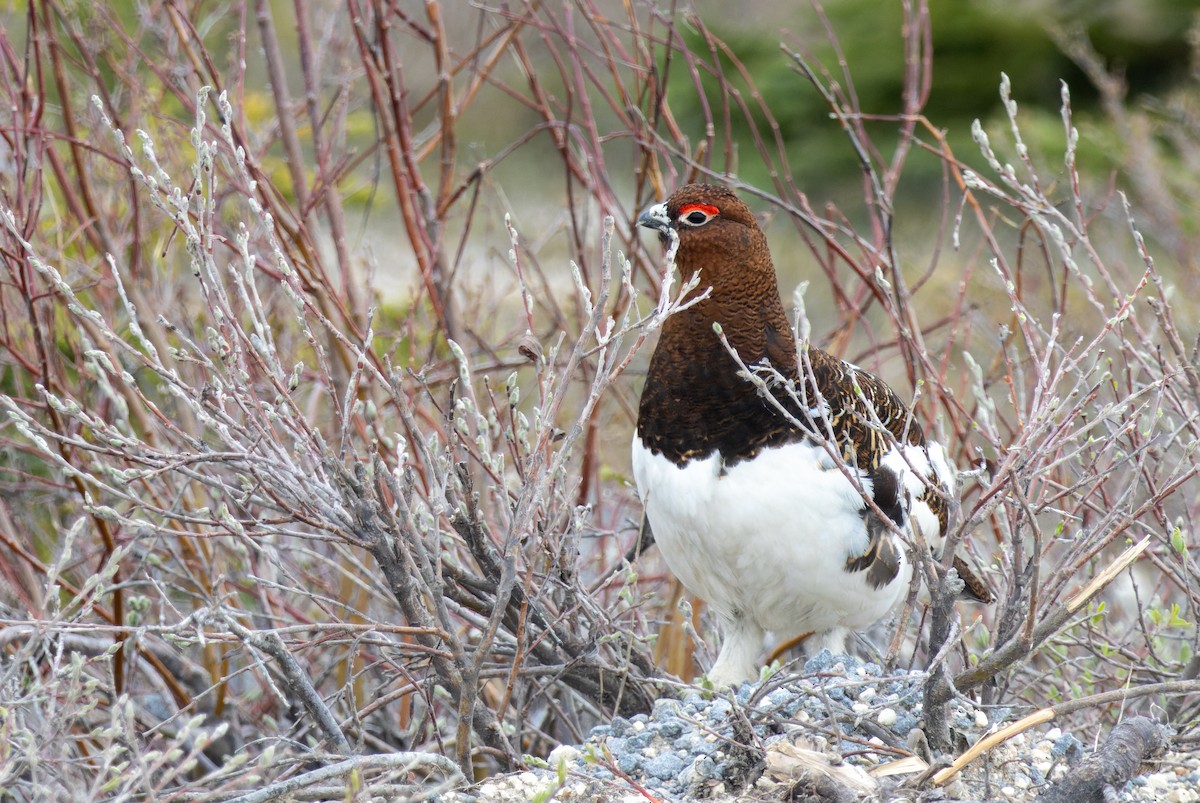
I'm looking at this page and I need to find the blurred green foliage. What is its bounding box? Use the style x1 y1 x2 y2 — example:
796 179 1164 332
674 0 1200 196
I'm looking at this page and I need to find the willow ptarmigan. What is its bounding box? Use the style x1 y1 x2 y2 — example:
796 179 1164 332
633 183 991 686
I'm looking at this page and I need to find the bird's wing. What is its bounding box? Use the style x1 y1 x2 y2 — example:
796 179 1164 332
801 345 925 469
798 346 991 602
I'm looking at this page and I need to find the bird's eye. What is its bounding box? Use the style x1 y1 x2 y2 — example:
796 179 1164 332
677 203 719 227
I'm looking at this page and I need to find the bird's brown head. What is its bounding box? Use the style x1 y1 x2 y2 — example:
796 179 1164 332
638 184 773 286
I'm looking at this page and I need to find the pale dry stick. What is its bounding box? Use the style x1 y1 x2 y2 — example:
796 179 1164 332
575 228 711 391
931 708 1055 787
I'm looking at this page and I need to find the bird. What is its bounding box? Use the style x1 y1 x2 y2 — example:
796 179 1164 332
632 183 991 686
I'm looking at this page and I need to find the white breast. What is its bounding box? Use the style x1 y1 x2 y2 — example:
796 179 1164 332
632 434 911 642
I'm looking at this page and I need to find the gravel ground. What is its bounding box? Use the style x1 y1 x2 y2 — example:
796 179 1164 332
440 651 1199 802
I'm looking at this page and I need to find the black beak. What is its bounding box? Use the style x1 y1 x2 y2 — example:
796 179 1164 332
637 201 672 244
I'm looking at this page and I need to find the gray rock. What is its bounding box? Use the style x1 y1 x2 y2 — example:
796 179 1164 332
658 719 684 738
644 753 685 780
616 752 640 774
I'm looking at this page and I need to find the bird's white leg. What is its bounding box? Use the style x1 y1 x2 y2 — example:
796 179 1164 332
706 615 765 687
808 627 849 656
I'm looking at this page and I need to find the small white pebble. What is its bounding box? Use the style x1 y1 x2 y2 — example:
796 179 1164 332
851 702 869 714
632 721 645 732
1045 727 1062 740
548 744 580 768
974 710 989 728
858 688 876 702
877 708 897 727
1147 774 1172 791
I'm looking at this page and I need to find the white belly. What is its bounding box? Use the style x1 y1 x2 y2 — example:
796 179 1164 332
631 434 909 639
